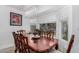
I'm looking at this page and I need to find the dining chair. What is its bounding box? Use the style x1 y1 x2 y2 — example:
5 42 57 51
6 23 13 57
66 34 75 53
53 34 75 53
40 32 44 38
46 31 52 40
18 34 29 53
12 32 21 53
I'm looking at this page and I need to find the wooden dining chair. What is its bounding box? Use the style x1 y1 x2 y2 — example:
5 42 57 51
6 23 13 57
53 34 75 53
12 32 21 53
46 31 52 40
13 32 29 53
17 30 25 34
18 34 29 53
66 34 75 53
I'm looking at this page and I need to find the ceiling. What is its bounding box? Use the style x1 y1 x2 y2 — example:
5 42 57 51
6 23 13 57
7 5 66 19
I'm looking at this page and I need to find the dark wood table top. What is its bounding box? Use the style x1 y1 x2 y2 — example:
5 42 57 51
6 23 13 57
28 37 58 52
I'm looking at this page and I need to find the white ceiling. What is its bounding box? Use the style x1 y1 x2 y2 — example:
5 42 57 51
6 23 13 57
7 5 66 19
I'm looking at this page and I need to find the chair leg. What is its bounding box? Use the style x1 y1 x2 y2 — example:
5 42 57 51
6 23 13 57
55 44 58 50
15 49 17 53
28 48 30 53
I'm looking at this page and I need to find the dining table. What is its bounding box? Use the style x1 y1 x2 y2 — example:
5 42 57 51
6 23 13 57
27 34 58 52
21 32 58 52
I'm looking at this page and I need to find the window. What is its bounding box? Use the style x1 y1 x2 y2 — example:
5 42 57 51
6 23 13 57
30 25 36 33
40 23 56 36
61 21 68 41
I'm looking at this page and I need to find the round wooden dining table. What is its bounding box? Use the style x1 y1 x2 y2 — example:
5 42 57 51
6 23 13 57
28 36 58 52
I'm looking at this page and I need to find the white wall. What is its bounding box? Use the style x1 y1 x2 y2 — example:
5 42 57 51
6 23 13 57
70 5 79 53
37 14 57 23
0 6 30 49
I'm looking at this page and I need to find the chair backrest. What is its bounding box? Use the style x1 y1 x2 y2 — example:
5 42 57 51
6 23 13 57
12 32 28 53
66 34 75 53
17 30 26 35
12 32 19 48
46 31 54 39
18 34 28 53
12 32 22 53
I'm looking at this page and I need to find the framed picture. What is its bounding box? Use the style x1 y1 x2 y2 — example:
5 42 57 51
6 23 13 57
10 12 22 26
